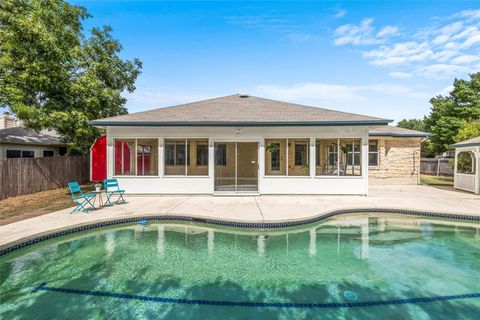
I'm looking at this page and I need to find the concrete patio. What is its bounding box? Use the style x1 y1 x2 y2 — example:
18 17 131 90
1 185 479 247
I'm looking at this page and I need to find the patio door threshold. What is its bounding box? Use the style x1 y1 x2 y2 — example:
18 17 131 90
212 191 260 197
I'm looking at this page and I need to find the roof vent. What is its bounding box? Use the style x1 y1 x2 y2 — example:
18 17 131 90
238 93 249 98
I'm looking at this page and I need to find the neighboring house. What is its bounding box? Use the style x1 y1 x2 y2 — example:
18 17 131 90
90 94 429 195
451 137 480 195
0 112 21 129
368 126 430 185
0 127 69 159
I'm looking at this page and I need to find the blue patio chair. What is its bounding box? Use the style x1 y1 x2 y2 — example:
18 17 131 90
68 182 96 213
104 179 126 206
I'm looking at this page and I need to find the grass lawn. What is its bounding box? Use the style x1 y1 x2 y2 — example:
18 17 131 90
0 184 95 225
420 174 454 186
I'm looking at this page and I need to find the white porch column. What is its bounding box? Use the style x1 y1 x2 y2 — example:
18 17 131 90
106 128 114 178
476 147 480 195
362 137 369 195
310 137 316 177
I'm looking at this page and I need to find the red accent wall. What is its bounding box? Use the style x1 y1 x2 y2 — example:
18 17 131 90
91 135 107 182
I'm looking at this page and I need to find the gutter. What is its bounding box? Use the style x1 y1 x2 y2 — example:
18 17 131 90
368 133 431 138
89 120 393 127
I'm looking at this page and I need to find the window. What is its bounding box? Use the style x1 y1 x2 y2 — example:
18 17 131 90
368 140 379 166
43 150 54 157
315 139 338 175
114 139 136 175
215 143 227 166
265 138 310 176
137 139 158 175
21 150 34 158
457 151 475 174
188 139 208 176
165 138 208 176
6 150 21 158
289 139 309 176
59 147 67 156
339 139 361 176
265 139 286 175
196 142 209 166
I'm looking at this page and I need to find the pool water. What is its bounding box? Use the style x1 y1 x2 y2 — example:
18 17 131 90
1 213 479 319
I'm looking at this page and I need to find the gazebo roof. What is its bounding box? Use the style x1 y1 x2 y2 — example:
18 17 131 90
451 136 480 148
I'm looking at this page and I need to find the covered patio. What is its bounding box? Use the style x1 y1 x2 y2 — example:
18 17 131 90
452 137 480 195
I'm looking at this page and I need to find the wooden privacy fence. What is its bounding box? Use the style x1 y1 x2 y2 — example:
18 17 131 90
0 155 90 200
420 158 454 176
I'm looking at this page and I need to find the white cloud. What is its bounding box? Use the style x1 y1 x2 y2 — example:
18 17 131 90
437 85 454 96
333 9 347 19
123 86 211 113
335 9 480 79
334 18 379 45
389 71 413 79
255 82 429 104
450 54 480 64
377 26 400 38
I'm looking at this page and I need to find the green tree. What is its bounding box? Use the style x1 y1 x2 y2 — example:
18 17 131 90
0 0 142 153
455 119 480 142
397 118 425 132
424 73 480 155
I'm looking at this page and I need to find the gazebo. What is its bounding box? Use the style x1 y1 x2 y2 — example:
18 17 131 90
451 136 480 195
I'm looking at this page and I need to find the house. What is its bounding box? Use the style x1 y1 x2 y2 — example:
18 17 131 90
0 112 20 129
90 94 429 195
451 137 480 195
0 127 69 159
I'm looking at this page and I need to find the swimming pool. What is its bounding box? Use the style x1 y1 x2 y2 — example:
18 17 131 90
1 213 479 319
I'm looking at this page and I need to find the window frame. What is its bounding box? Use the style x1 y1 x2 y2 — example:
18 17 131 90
163 138 210 177
314 138 364 178
368 139 379 167
43 150 54 157
136 138 159 176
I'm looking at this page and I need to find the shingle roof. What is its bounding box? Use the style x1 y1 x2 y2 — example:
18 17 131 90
90 94 392 126
368 126 430 138
451 136 480 148
0 127 66 146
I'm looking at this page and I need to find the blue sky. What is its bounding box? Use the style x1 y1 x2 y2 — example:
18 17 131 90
71 1 479 121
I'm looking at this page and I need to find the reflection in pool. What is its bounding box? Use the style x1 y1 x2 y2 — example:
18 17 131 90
1 213 479 319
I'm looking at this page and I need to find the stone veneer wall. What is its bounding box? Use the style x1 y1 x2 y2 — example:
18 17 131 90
369 137 422 185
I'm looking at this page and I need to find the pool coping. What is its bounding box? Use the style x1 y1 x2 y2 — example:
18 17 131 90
1 207 479 256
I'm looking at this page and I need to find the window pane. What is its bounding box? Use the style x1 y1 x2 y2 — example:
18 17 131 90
368 140 379 166
43 150 54 157
265 139 286 175
368 153 378 166
6 150 21 158
316 139 338 175
369 140 378 152
289 138 309 176
114 139 136 175
165 139 186 175
137 139 158 176
21 150 34 158
457 151 475 174
188 139 208 176
339 139 361 176
215 143 227 166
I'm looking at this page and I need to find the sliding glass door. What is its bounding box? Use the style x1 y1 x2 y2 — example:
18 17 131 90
214 142 258 192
